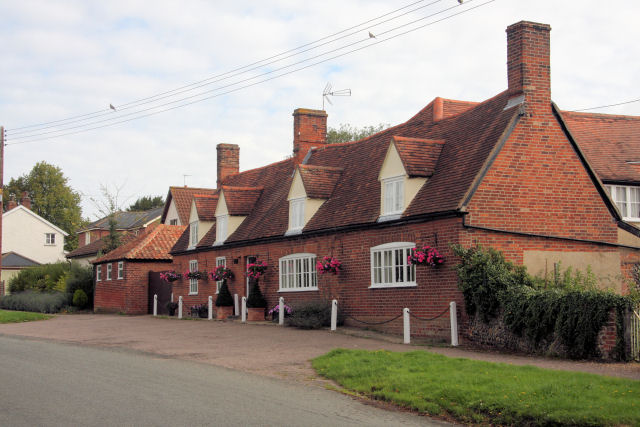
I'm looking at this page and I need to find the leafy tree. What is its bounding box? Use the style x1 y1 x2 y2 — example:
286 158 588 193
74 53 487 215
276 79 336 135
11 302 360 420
91 183 130 254
127 195 164 211
4 162 84 251
326 123 390 144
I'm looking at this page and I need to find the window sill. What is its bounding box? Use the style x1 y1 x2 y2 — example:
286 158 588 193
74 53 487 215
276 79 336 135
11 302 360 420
188 292 198 296
278 287 319 293
369 282 417 289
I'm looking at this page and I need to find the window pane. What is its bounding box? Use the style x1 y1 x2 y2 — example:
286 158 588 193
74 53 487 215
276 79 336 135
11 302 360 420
630 187 640 218
616 187 628 217
394 249 404 282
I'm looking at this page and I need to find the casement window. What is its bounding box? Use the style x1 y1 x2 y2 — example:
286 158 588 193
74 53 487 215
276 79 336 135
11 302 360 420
96 265 102 282
215 215 228 245
370 242 416 288
189 221 199 248
215 257 226 294
279 253 317 292
288 198 305 232
85 232 91 245
45 233 55 245
107 263 112 281
189 260 198 295
117 261 124 280
606 185 640 221
382 177 404 216
169 219 178 225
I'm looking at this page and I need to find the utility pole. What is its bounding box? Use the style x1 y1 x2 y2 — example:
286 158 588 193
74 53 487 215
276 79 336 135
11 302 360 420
0 126 4 295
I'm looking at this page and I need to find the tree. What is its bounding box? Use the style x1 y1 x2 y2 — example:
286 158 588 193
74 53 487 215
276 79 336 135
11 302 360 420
4 162 84 252
326 123 390 144
91 184 128 254
127 195 164 211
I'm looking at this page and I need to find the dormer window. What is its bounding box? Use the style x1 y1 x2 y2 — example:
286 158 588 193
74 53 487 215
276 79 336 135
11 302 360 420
215 214 228 245
189 221 199 248
289 198 305 232
383 177 404 215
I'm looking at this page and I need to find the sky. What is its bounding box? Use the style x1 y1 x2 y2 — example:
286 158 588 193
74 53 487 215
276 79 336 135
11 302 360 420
1 0 638 220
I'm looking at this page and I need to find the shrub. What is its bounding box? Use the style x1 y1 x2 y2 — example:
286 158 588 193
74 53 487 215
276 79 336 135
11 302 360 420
287 299 343 329
0 291 69 313
246 281 267 308
72 289 88 309
8 262 69 293
215 280 234 307
166 301 178 316
65 262 94 308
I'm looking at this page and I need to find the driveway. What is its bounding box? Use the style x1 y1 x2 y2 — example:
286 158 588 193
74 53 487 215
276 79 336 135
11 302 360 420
0 314 638 382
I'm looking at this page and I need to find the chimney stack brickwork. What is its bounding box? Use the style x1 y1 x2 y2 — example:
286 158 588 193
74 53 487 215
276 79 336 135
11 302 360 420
216 144 240 188
7 195 17 211
20 191 31 210
293 108 327 163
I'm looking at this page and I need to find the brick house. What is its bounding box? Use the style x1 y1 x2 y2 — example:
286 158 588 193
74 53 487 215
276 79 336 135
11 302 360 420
164 21 640 338
161 186 218 226
93 224 185 314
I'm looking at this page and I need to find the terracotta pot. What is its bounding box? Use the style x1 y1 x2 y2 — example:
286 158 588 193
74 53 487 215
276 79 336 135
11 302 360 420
216 305 234 320
247 307 265 321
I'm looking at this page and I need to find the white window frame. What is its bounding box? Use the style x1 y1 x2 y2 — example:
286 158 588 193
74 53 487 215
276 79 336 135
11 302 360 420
288 198 305 232
606 184 640 221
45 233 55 245
215 257 226 294
279 253 318 292
382 176 404 216
189 260 198 295
106 263 112 281
215 215 229 245
96 265 102 282
85 232 91 245
189 221 199 249
370 242 416 288
117 261 124 280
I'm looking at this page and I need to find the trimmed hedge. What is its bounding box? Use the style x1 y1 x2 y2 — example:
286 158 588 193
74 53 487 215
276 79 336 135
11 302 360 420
287 299 344 329
0 291 69 313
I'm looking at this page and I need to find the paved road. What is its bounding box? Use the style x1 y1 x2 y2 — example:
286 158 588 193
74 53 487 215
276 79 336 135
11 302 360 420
0 336 445 426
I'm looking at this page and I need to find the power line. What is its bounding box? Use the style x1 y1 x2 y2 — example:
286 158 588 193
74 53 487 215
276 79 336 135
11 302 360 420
570 97 640 112
5 0 496 145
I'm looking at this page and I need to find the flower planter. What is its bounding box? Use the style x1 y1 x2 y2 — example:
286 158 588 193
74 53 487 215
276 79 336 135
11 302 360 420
216 305 234 320
247 307 265 321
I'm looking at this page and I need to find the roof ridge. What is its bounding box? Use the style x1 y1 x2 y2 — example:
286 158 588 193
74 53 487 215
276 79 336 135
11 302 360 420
392 136 445 144
298 164 344 171
221 185 264 191
561 110 640 120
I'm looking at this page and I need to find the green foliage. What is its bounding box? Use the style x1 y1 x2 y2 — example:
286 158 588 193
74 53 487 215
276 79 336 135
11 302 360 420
326 123 390 144
246 280 267 308
72 289 88 308
0 291 69 313
287 299 343 329
101 214 121 253
64 262 94 308
312 349 640 426
4 161 85 252
215 280 234 307
127 195 164 211
0 309 51 323
9 262 68 293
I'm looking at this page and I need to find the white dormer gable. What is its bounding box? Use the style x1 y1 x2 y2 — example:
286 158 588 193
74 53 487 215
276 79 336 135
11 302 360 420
286 169 325 235
164 199 181 225
187 199 214 249
214 190 246 245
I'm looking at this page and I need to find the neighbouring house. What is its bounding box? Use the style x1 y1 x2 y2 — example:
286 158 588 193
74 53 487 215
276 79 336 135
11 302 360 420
93 224 186 314
161 186 218 226
66 207 163 265
162 20 640 339
1 252 40 295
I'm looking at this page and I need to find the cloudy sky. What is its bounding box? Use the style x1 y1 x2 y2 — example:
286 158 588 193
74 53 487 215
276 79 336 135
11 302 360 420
1 0 638 219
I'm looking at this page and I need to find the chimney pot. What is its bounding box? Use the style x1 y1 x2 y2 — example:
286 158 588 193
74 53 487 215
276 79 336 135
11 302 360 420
20 191 31 210
216 143 240 188
292 108 327 163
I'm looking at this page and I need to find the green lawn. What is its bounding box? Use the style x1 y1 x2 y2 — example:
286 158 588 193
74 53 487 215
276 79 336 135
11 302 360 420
0 309 51 323
312 349 640 426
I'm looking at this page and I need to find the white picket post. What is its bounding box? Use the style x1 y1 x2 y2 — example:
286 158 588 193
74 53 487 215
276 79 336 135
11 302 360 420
208 296 213 320
171 292 174 302
241 297 247 323
278 297 284 325
331 299 338 331
234 294 239 316
450 301 459 347
178 296 183 319
153 294 158 316
403 308 410 344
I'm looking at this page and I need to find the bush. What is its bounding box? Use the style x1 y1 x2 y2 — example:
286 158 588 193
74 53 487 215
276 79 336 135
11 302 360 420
72 289 88 309
65 262 94 309
8 262 69 293
166 301 178 316
287 299 343 329
215 280 234 307
246 281 267 308
0 291 69 313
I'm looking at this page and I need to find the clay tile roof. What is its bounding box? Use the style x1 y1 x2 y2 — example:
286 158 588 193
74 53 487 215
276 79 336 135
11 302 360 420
93 224 186 264
162 186 216 224
193 194 218 221
298 165 343 199
560 111 640 184
221 186 264 216
392 136 444 177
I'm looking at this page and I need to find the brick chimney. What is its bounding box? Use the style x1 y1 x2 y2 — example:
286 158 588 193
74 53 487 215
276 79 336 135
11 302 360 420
216 143 240 188
293 108 327 163
7 195 17 211
506 21 551 110
20 191 31 209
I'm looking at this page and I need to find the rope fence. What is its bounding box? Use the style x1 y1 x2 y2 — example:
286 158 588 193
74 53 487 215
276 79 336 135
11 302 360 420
343 313 403 325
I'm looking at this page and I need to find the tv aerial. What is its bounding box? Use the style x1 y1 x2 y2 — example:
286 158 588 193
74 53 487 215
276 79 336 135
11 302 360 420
322 83 351 110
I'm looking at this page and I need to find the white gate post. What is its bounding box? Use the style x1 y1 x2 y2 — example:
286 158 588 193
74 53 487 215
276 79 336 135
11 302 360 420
171 292 174 302
234 294 239 316
153 294 158 316
178 296 183 319
450 301 459 347
278 297 284 325
331 299 338 331
403 308 410 344
208 296 213 320
241 296 247 323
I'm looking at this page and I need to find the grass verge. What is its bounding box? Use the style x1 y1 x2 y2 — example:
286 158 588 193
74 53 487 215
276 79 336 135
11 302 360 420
312 349 639 426
0 309 52 323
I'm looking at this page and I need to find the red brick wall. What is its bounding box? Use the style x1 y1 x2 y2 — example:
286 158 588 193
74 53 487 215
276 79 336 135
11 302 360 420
94 260 171 314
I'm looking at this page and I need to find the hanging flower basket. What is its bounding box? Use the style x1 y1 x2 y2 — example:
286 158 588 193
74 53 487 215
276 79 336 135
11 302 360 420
246 260 268 279
159 271 182 282
209 266 234 282
316 256 342 275
408 245 445 267
184 270 207 280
